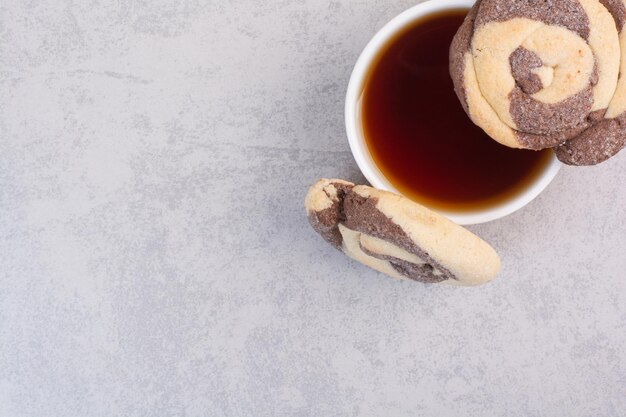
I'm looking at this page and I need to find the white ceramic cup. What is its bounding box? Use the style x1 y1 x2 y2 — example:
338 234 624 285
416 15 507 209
345 0 561 225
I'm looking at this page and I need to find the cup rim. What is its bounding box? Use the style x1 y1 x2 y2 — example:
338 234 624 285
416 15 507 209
345 0 561 226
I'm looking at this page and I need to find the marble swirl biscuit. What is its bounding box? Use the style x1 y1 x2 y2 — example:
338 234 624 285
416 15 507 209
305 179 501 286
556 0 626 165
450 0 626 165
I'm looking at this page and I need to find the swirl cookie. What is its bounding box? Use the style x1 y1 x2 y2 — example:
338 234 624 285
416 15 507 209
450 0 626 165
556 0 626 165
305 179 501 286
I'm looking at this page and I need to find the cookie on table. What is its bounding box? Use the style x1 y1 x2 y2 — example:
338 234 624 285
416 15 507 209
450 0 626 165
305 179 501 286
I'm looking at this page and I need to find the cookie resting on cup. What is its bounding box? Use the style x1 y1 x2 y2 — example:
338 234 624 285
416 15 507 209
449 0 626 165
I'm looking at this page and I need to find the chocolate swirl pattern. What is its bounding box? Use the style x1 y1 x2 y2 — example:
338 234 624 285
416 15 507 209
305 179 500 286
450 0 626 165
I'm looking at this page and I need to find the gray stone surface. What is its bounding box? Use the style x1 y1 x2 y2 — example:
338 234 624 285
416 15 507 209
1 1 625 416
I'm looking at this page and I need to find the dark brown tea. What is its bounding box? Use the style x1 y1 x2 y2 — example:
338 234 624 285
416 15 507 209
361 9 553 211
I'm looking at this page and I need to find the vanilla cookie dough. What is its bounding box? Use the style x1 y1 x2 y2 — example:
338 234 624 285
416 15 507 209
305 179 501 286
450 0 626 165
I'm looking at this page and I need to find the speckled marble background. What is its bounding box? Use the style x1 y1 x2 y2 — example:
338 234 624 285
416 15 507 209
1 1 625 416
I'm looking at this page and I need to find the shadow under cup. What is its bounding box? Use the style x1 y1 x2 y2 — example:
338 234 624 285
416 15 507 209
346 1 561 225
